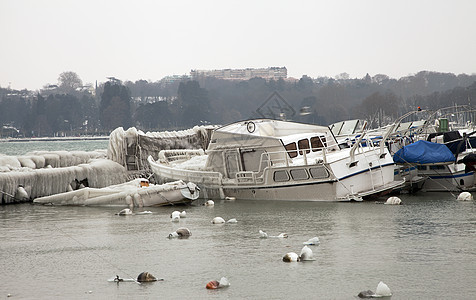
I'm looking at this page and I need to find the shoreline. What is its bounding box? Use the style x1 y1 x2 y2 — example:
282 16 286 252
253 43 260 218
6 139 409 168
0 136 109 142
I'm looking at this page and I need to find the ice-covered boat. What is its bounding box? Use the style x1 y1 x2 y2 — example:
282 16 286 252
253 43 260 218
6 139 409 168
148 119 403 201
33 178 199 207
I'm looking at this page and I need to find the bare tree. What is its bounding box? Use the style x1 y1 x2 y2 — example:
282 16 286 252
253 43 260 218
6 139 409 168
58 71 83 93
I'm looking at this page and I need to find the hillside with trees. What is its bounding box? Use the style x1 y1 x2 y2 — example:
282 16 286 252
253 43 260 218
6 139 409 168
1 71 475 138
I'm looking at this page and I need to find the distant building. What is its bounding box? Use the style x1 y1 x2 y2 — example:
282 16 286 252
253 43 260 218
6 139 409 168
160 75 191 86
190 67 287 81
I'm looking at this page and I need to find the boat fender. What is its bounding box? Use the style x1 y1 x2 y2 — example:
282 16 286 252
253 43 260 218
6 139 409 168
457 191 473 201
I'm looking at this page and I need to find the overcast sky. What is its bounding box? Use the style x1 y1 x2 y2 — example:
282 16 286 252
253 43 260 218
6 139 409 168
1 0 475 91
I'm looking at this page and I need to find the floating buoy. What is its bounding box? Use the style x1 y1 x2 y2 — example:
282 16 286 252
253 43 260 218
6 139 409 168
116 208 132 215
299 245 314 261
457 191 473 201
303 237 320 245
179 211 187 218
206 277 230 289
283 252 300 262
137 272 157 282
385 196 402 205
259 230 268 238
358 290 375 298
224 196 236 201
358 281 392 298
206 280 220 289
375 281 392 297
226 218 237 223
168 227 192 239
171 211 181 222
276 233 288 238
205 200 215 206
211 217 225 224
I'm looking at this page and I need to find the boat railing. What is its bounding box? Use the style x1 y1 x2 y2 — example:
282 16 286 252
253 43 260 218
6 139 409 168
158 149 205 163
148 154 223 188
232 145 334 184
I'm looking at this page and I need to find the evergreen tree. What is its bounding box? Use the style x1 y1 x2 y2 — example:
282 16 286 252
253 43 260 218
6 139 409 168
100 82 132 131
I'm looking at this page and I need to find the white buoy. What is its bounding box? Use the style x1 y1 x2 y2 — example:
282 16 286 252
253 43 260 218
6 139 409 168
171 211 181 222
179 211 187 218
299 245 314 261
211 217 225 224
385 196 402 205
375 281 392 297
283 252 300 262
259 230 268 238
303 237 320 245
277 233 288 238
227 218 237 223
218 277 230 287
205 200 215 206
117 208 132 215
224 196 236 201
457 191 473 201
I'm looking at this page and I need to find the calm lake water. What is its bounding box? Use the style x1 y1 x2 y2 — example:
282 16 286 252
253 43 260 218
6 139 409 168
0 139 109 156
1 141 476 299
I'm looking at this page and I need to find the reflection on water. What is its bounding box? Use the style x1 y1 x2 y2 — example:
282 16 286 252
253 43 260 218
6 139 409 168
1 194 475 299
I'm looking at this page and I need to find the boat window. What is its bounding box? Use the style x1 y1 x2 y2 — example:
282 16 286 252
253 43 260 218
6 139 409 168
273 170 290 182
285 142 298 158
298 139 310 155
225 152 240 178
241 149 267 172
310 136 326 151
417 165 427 171
290 169 309 180
429 165 446 170
309 167 329 179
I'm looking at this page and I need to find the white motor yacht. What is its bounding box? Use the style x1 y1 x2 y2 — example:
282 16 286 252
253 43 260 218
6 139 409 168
148 119 403 201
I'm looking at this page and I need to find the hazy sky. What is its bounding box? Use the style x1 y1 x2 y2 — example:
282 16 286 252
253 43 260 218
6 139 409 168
1 0 475 91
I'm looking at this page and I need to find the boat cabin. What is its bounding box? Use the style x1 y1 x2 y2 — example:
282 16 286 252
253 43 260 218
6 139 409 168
205 119 339 179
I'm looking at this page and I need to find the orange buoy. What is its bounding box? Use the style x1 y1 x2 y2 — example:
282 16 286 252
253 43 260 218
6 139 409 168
206 280 220 289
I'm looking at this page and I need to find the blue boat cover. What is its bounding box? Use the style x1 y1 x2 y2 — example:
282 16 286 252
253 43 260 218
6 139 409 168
393 140 455 164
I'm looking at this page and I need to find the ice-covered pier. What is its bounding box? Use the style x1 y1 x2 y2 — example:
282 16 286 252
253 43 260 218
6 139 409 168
0 125 214 204
0 150 127 204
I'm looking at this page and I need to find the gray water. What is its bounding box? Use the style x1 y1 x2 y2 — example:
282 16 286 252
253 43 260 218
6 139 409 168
1 141 476 299
0 139 109 156
1 194 475 299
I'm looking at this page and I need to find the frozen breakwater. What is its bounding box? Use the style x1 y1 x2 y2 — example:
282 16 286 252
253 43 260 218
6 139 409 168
0 125 216 204
0 150 127 204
